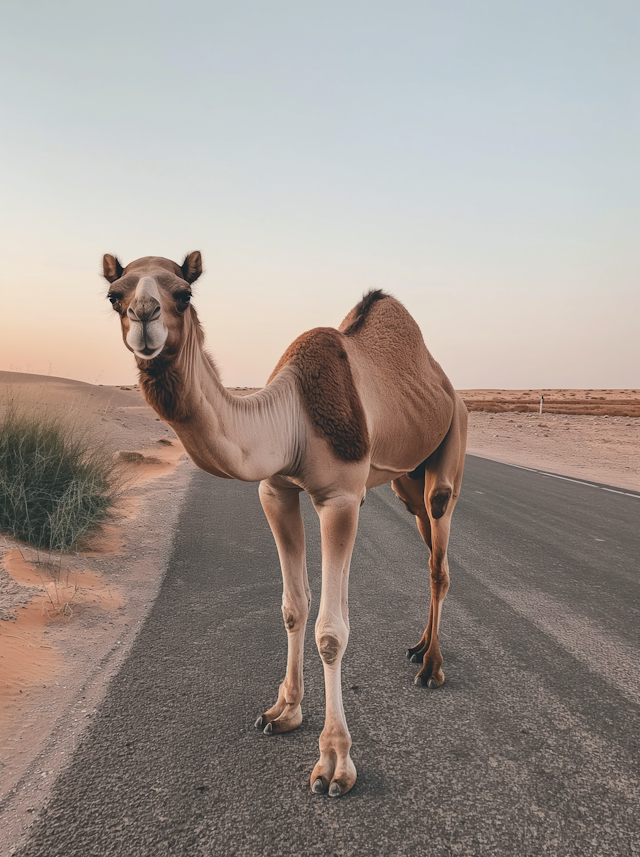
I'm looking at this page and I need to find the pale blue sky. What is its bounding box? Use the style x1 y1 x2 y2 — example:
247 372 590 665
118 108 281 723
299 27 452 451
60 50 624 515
1 1 638 387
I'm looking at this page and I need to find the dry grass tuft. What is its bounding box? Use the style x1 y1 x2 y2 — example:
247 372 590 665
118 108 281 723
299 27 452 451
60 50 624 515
0 405 120 552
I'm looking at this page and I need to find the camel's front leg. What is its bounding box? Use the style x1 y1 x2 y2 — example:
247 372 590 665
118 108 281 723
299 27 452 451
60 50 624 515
310 494 360 797
256 479 309 735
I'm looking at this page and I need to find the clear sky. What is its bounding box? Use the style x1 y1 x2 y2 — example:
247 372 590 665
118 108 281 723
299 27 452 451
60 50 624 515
1 1 638 388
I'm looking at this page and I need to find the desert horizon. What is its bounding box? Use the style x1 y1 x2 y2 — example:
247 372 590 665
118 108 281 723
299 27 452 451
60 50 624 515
4 368 639 413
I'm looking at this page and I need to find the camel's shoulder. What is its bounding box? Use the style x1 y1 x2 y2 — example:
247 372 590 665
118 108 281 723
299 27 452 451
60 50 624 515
268 327 369 463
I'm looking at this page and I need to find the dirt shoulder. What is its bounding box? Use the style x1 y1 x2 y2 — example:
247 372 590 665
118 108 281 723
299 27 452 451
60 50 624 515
0 372 197 852
467 411 640 493
462 390 640 492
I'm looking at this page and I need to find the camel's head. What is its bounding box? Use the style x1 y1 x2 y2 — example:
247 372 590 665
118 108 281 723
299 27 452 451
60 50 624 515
103 252 202 361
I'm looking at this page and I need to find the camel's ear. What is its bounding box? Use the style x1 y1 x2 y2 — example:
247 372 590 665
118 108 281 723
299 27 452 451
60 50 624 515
103 254 124 283
181 251 202 284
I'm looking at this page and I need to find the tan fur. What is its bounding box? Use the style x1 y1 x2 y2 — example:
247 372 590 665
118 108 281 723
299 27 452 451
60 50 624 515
104 255 467 798
339 293 457 481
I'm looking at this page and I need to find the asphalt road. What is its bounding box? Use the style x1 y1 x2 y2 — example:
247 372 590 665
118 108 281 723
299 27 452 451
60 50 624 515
16 456 640 856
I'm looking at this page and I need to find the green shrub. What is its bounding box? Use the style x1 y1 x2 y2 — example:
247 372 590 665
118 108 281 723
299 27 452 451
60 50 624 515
0 406 118 552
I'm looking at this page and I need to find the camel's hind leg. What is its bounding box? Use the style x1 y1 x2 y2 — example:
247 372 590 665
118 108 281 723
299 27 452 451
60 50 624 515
392 395 467 688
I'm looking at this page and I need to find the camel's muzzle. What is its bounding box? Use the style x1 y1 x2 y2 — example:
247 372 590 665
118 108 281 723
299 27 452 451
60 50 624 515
126 276 168 358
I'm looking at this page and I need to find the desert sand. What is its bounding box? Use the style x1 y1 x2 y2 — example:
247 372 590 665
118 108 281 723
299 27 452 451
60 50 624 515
467 411 640 492
461 390 640 492
0 375 638 848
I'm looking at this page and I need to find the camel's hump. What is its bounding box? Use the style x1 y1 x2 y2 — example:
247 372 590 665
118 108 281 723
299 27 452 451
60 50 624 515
268 327 370 463
339 289 389 336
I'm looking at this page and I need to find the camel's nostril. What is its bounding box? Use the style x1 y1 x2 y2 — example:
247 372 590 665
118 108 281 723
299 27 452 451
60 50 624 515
128 303 161 323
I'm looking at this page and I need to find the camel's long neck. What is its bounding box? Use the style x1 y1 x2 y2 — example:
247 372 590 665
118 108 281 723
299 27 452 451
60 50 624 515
137 312 301 482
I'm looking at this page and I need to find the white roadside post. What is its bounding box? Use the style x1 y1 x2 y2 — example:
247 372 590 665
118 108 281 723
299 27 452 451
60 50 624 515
539 395 544 415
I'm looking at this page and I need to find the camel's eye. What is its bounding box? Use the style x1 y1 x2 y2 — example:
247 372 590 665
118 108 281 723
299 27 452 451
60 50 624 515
108 293 123 307
175 291 191 311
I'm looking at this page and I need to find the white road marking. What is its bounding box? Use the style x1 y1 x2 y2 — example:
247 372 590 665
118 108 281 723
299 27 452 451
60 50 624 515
496 461 640 499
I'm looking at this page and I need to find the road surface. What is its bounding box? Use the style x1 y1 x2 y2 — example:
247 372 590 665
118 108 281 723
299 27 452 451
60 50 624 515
15 456 640 856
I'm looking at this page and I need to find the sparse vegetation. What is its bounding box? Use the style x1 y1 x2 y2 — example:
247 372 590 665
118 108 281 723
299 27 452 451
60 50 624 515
0 405 119 552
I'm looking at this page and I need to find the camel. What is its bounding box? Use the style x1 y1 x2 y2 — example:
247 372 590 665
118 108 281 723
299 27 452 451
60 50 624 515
103 251 467 797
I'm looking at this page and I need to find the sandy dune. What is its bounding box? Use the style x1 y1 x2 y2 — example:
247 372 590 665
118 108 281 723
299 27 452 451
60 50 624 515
0 370 176 453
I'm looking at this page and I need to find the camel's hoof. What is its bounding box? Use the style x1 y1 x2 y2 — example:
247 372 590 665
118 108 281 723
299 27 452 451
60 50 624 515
263 722 273 736
409 653 422 664
415 674 441 689
329 782 342 797
311 778 325 794
254 715 266 730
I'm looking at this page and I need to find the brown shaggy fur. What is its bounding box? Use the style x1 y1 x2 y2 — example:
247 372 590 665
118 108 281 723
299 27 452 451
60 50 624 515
138 354 191 423
340 289 388 336
136 308 207 424
269 328 370 462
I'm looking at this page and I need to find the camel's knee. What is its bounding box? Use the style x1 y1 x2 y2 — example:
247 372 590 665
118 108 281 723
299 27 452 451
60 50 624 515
428 487 451 520
429 557 450 597
316 624 348 666
318 635 342 665
282 595 309 632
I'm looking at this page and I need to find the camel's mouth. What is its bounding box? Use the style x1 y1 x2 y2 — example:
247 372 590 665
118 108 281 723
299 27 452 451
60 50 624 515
134 345 164 360
126 317 169 359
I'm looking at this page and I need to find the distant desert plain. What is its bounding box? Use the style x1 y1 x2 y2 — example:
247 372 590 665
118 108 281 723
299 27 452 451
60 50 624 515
0 371 638 843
